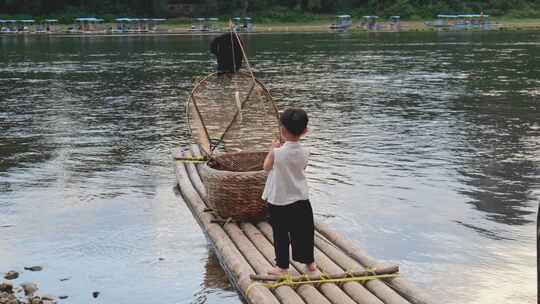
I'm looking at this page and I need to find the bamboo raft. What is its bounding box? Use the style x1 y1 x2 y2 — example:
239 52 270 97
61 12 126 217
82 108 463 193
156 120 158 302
174 144 431 304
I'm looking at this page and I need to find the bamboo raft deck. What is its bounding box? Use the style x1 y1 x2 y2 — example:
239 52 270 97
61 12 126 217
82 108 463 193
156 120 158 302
175 144 431 304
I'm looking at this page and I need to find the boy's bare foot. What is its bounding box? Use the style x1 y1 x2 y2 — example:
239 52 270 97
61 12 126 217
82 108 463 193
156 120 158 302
267 266 289 276
306 262 317 273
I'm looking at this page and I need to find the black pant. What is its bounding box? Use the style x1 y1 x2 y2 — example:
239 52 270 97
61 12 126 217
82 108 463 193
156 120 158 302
268 200 314 269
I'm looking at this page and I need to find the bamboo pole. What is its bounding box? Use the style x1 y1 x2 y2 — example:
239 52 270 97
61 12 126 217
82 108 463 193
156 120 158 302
188 145 428 304
315 221 431 304
240 223 333 304
223 223 306 304
191 145 341 304
313 233 410 304
257 222 384 304
251 265 399 282
183 149 207 199
181 148 305 304
175 149 279 304
191 144 205 176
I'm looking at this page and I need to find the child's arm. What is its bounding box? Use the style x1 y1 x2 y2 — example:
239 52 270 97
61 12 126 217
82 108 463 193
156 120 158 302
263 139 281 172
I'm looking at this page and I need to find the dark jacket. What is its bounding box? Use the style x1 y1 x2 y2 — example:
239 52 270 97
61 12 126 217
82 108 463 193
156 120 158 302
210 33 244 73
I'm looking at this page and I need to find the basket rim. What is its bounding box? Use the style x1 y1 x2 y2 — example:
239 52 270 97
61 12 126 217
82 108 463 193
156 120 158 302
201 151 268 175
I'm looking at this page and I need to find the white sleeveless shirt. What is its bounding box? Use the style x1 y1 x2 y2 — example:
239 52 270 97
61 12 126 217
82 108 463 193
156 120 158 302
262 141 309 206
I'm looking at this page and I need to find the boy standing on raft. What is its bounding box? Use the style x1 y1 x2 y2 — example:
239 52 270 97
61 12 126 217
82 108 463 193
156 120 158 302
262 108 317 276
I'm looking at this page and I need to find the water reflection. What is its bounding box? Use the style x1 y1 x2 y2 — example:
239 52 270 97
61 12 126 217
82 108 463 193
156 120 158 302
452 95 538 226
0 32 538 304
192 251 235 304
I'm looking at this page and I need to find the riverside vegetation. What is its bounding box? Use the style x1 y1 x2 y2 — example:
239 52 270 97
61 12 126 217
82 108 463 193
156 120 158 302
2 0 540 24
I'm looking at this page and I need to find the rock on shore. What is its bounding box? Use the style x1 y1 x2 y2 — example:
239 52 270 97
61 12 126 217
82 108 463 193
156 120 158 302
0 283 13 294
19 283 37 297
0 291 19 304
3 272 18 281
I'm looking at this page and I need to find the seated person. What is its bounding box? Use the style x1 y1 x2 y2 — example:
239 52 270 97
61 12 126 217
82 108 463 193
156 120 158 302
210 32 244 74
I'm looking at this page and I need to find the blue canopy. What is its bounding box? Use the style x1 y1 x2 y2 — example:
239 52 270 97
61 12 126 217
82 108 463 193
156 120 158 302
458 14 489 18
75 17 104 22
437 14 459 18
437 14 489 18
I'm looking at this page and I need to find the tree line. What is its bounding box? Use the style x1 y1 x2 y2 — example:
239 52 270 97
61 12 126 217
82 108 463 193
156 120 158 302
1 0 540 20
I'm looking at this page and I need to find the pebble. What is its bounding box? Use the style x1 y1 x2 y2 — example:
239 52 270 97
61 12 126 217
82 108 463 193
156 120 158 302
20 282 38 296
3 272 18 281
0 291 19 304
29 296 41 304
41 295 55 301
0 282 13 294
24 266 43 272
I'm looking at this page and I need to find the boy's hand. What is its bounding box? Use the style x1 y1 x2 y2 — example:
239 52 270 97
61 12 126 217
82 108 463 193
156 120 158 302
271 139 281 148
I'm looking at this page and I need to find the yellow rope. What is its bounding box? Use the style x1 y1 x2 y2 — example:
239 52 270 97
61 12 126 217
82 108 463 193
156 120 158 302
246 273 399 297
365 267 377 276
344 270 355 278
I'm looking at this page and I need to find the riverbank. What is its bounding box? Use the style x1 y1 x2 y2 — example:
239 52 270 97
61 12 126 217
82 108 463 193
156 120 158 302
2 18 540 36
189 18 540 32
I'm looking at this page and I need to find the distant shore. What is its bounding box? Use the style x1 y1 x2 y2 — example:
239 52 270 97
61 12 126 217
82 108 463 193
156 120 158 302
2 18 540 36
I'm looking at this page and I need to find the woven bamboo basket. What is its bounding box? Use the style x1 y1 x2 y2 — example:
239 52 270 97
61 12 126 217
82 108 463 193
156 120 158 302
187 69 280 222
200 151 268 221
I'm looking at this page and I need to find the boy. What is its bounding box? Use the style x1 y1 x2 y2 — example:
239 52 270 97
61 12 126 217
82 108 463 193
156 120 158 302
262 108 317 276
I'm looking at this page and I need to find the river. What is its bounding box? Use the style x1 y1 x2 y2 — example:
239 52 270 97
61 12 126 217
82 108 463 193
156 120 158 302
0 31 538 303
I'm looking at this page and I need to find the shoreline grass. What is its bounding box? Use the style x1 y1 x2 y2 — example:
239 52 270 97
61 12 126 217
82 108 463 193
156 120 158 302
2 18 540 35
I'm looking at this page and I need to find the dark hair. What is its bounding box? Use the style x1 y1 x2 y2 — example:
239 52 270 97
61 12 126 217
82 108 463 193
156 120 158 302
280 108 308 136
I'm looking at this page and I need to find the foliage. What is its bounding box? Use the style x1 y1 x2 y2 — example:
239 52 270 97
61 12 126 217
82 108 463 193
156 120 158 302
1 0 540 22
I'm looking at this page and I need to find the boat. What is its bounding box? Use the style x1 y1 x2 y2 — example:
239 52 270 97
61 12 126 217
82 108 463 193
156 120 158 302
174 144 432 304
425 14 500 30
70 17 105 33
0 20 17 33
389 16 401 31
190 17 220 32
111 18 167 33
359 16 380 30
329 15 352 32
233 17 254 32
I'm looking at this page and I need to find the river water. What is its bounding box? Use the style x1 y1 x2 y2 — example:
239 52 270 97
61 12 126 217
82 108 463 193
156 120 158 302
0 32 538 303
